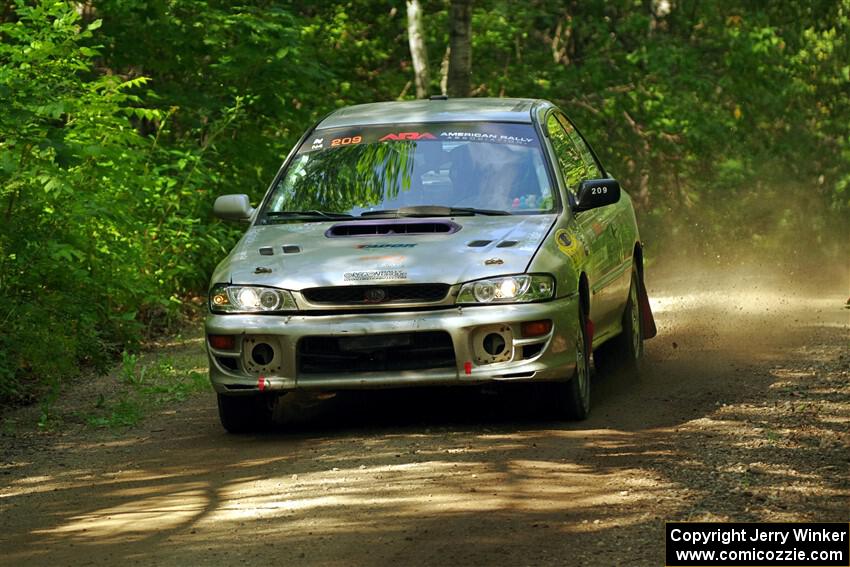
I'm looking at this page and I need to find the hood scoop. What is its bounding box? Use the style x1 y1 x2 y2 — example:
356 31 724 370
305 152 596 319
326 219 461 238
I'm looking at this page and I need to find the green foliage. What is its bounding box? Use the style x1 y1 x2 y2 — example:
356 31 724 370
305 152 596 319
463 0 850 262
87 352 208 428
0 1 147 401
0 1 237 403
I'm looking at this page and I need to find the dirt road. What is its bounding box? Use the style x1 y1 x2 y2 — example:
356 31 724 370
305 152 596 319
1 275 848 566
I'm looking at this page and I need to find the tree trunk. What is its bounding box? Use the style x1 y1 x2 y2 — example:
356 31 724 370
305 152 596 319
406 0 430 99
440 46 450 95
447 0 472 97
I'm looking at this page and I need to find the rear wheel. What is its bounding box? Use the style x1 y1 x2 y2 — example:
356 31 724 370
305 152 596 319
217 394 275 434
554 305 591 420
594 269 644 376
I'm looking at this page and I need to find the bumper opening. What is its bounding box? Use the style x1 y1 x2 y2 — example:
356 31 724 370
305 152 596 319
216 356 239 371
522 343 545 359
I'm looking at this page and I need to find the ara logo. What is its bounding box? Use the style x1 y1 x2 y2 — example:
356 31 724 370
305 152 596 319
378 132 437 142
357 243 417 249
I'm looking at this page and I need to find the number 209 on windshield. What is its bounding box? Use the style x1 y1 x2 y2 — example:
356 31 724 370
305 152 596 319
331 136 362 147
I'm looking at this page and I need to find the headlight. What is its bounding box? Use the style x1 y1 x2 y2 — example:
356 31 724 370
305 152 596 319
209 284 298 313
456 275 555 304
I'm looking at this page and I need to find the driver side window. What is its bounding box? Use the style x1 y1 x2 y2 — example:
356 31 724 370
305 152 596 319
546 114 587 198
558 115 603 179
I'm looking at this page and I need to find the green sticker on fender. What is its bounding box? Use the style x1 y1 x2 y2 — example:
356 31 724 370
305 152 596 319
555 229 584 260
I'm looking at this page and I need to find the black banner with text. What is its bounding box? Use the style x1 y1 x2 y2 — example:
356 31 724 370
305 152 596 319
666 522 849 566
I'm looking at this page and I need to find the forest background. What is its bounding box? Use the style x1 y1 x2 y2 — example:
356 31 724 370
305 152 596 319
0 0 847 406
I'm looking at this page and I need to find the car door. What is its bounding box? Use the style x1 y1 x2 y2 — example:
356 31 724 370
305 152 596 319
546 113 626 341
561 115 633 338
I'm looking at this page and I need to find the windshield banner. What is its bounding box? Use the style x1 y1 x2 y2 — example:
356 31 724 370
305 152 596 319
299 122 540 154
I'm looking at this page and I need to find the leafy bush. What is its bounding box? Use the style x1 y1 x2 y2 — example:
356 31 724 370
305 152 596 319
0 2 237 403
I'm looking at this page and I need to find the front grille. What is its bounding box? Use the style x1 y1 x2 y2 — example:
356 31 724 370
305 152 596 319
302 284 450 305
299 331 456 374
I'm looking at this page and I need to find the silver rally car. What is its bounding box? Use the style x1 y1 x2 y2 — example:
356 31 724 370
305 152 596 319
207 97 656 432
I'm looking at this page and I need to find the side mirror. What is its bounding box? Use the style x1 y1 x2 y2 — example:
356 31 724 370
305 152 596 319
574 179 620 212
214 194 255 222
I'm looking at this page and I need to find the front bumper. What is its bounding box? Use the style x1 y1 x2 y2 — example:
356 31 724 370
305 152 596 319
205 295 580 394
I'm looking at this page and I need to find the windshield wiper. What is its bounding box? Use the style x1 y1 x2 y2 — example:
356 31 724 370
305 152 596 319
264 210 353 221
448 207 513 216
360 205 512 217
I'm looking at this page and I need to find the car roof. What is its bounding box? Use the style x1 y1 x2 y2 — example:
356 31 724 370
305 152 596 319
317 97 547 129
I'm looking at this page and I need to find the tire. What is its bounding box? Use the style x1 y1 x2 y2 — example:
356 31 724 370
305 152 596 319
554 304 591 420
593 269 644 376
217 393 275 434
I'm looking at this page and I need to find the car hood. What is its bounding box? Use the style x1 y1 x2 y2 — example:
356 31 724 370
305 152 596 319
213 215 557 290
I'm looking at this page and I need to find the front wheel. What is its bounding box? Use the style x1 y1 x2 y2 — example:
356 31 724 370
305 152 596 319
217 394 275 434
554 306 591 420
594 269 644 376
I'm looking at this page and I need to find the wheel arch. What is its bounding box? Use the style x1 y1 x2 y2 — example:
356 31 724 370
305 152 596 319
578 272 590 318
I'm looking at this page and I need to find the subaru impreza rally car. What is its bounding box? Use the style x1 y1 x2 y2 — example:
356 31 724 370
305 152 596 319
206 97 656 432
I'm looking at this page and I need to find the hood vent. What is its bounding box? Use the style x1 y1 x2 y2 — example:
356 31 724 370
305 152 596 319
326 220 460 238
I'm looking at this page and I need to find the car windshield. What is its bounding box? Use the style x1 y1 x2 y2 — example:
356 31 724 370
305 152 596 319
260 122 556 222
